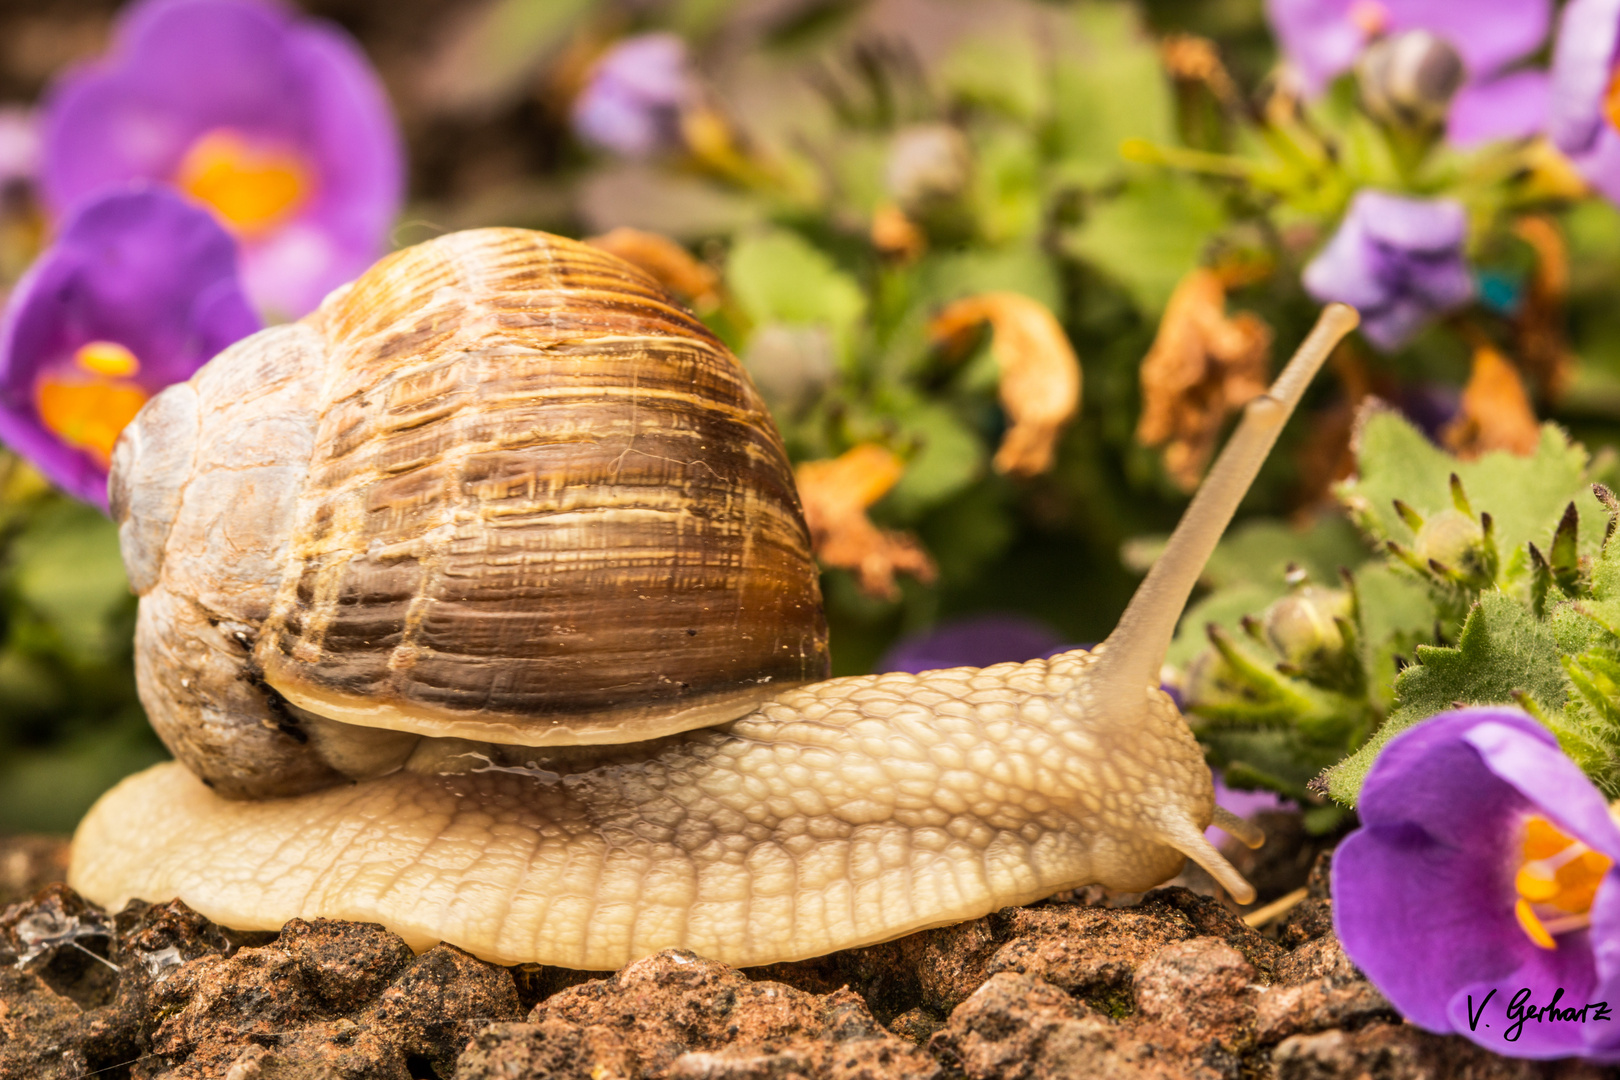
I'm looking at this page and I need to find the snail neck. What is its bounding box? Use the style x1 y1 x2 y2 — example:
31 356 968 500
1083 304 1358 720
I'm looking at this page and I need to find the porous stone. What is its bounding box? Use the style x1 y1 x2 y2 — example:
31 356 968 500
0 841 1601 1080
458 950 936 1080
1277 850 1338 950
1270 1024 1607 1080
0 883 522 1079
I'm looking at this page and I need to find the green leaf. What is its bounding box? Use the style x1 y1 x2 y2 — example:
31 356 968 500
1048 3 1173 184
938 31 1047 120
885 402 985 516
1324 593 1572 804
917 243 1063 313
1167 582 1276 669
825 131 893 217
9 501 132 663
918 481 1014 584
1061 171 1224 311
1351 563 1438 712
1338 411 1606 591
728 229 867 360
971 126 1043 244
1198 517 1368 591
0 717 164 833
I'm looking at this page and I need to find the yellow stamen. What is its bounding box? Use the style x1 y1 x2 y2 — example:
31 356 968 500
1552 849 1612 913
35 356 149 468
176 129 311 238
1515 865 1560 903
1523 816 1574 860
1516 897 1558 950
74 341 140 378
1513 815 1614 950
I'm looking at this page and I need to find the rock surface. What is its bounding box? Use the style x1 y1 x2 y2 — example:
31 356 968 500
0 836 1605 1080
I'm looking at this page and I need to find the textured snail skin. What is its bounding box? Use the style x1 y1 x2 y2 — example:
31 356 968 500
73 653 1212 969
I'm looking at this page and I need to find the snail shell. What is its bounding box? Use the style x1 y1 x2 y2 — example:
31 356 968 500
110 229 827 798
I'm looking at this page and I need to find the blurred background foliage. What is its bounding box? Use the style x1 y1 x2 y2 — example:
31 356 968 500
0 0 1613 832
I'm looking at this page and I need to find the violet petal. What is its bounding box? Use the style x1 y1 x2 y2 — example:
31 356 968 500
1465 720 1620 862
41 0 401 318
1447 70 1550 147
877 614 1065 674
1548 0 1620 153
0 185 258 507
1267 0 1551 98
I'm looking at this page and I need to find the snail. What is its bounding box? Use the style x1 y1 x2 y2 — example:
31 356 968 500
69 227 1358 970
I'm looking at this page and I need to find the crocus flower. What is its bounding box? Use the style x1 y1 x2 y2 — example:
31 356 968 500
1335 708 1620 1061
1549 0 1620 204
876 614 1066 674
40 0 403 320
1266 0 1551 144
1302 190 1474 351
0 186 260 507
572 34 695 159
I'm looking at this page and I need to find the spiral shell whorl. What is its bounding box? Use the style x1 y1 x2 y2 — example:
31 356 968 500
254 229 828 747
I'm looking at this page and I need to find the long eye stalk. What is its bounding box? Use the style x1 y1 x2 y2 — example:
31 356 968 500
1090 303 1360 716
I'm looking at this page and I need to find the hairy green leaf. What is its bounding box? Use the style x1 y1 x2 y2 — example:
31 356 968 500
1324 593 1572 803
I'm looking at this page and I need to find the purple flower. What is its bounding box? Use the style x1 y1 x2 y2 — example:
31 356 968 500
40 0 403 320
1266 0 1551 144
572 33 695 159
1335 708 1620 1061
1302 190 1474 351
877 614 1066 674
0 186 260 508
1549 0 1620 204
1207 776 1290 844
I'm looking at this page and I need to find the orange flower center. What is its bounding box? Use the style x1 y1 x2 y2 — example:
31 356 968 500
1513 815 1613 950
34 341 148 468
175 129 311 238
1604 69 1620 137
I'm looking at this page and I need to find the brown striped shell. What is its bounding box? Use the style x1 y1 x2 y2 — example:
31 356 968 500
110 228 829 797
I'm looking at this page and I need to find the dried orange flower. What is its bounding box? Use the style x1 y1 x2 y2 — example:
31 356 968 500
1291 342 1373 510
871 203 925 262
1512 215 1573 402
795 444 937 600
1161 34 1240 108
1136 268 1272 491
1443 345 1540 459
586 227 721 311
929 293 1082 476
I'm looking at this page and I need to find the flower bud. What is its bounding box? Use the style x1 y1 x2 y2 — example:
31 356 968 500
743 323 836 416
1355 29 1465 130
1262 587 1351 666
1414 507 1485 573
885 124 971 213
1182 648 1245 711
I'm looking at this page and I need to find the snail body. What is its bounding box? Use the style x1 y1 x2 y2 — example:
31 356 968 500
70 227 1358 968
